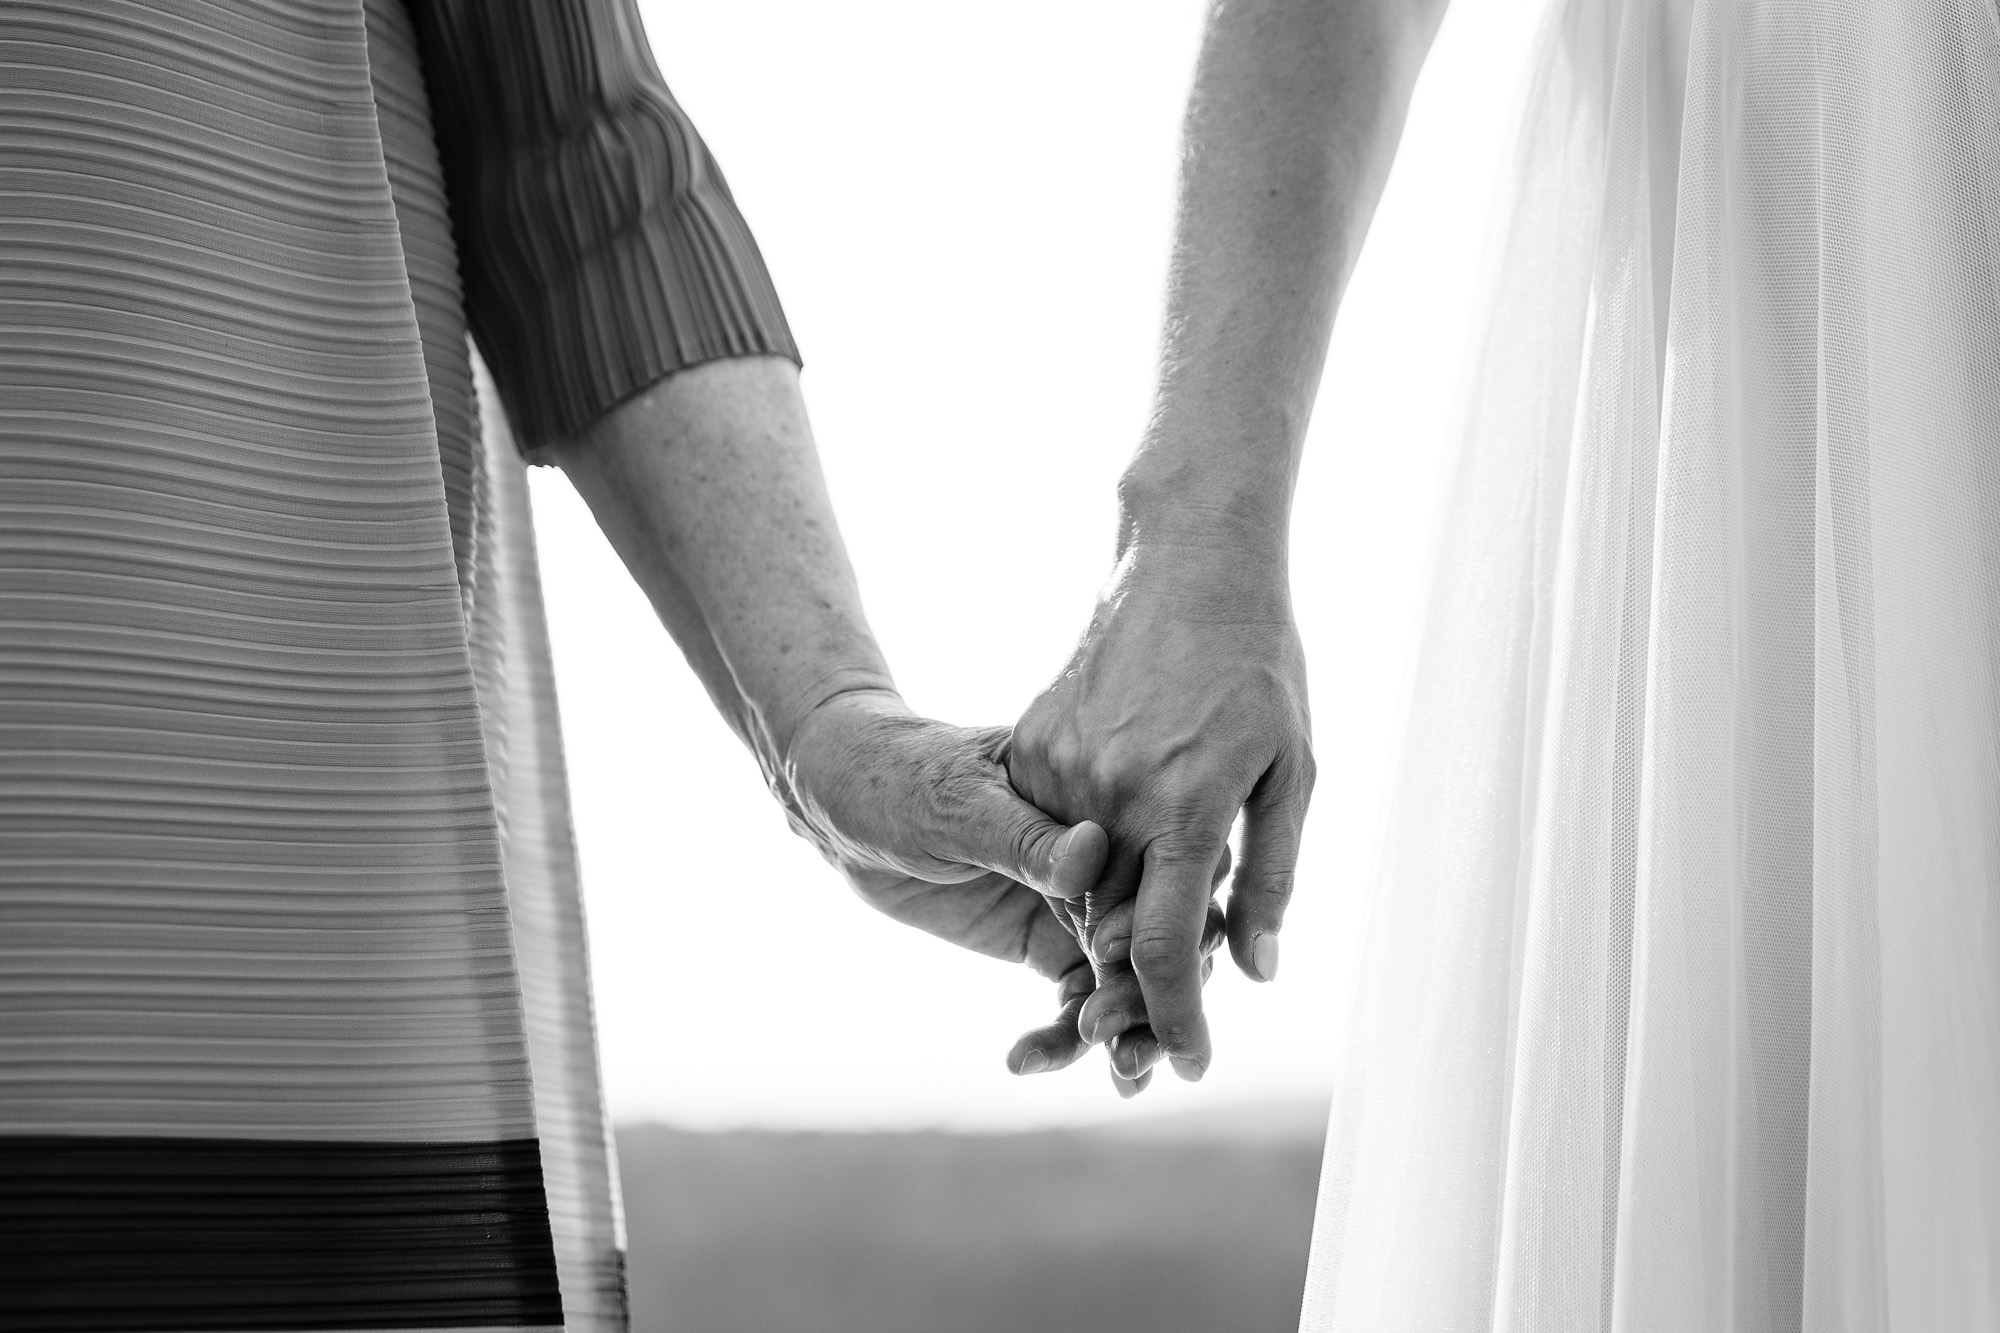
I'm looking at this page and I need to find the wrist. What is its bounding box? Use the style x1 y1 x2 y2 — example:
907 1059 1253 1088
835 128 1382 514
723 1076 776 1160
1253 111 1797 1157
768 680 909 849
772 674 904 771
1116 438 1295 570
1114 484 1290 615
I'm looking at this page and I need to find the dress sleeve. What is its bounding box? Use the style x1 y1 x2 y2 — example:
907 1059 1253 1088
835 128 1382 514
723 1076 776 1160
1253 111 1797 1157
407 0 800 456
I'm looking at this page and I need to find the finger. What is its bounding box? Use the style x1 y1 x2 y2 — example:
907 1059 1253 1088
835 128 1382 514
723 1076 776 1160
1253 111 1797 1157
1108 1025 1162 1081
1086 895 1225 1043
1094 897 1225 967
1059 896 1089 944
1111 1066 1153 1100
1022 896 1091 984
1006 959 1093 1075
1131 838 1226 1080
1226 749 1315 982
1043 895 1092 958
1093 919 1223 1056
1082 841 1215 963
1074 817 1223 948
1007 999 1088 1075
945 774 1110 900
1055 954 1096 1008
1087 897 1134 965
1007 1001 1087 1075
1081 845 1143 940
1078 963 1145 1046
1201 901 1226 957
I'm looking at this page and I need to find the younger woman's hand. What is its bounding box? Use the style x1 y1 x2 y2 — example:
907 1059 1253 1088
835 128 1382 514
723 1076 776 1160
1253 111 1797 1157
1008 552 1315 1084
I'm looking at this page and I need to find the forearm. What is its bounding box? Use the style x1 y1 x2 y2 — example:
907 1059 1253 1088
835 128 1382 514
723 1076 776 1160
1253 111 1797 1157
549 357 895 785
554 359 1107 1029
1121 0 1448 573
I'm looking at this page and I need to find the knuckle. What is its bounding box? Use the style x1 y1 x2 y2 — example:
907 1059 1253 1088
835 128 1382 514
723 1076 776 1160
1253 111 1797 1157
1130 926 1195 978
1157 814 1217 846
1296 747 1319 797
1044 731 1085 782
1153 828 1226 874
1095 968 1141 1006
1253 869 1296 903
1085 747 1135 798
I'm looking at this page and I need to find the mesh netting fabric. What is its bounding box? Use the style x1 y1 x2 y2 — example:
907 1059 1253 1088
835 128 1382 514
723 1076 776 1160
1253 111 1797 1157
1301 0 2000 1327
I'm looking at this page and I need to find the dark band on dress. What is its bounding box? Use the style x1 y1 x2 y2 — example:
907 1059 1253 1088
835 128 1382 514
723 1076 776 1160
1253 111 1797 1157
0 1136 561 1331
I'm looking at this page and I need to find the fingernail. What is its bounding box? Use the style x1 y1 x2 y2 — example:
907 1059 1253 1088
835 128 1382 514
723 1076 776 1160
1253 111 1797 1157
1078 1000 1103 1044
1016 1050 1049 1076
1052 825 1078 864
1252 933 1280 982
1093 1010 1136 1045
1113 1071 1142 1100
1122 1035 1160 1077
1169 1054 1206 1083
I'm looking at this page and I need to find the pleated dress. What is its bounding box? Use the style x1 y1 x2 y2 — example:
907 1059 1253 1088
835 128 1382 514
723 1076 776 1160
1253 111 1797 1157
1302 0 2000 1328
0 2 795 1329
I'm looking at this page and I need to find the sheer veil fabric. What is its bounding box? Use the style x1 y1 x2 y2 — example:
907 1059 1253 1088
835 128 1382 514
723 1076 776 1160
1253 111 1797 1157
1301 0 2000 1328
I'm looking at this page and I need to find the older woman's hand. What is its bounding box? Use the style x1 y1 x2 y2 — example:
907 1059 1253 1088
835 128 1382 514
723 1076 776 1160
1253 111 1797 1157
556 361 1126 1072
1007 551 1315 1086
781 687 1112 1074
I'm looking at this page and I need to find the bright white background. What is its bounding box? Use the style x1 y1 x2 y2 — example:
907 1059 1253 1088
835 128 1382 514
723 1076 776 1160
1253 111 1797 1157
530 1 1544 1130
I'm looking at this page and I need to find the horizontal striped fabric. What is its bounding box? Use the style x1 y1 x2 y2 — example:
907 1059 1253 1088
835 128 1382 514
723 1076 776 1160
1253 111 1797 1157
0 0 537 1147
0 0 798 1328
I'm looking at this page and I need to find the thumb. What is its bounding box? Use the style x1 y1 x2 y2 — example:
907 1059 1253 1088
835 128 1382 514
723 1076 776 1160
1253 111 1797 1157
944 779 1108 899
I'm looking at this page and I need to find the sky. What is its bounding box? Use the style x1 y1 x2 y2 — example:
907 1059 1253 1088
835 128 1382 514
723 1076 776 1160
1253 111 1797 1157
528 0 1547 1130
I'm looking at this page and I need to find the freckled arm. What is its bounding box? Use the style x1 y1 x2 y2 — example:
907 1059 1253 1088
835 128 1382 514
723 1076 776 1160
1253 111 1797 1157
548 358 898 793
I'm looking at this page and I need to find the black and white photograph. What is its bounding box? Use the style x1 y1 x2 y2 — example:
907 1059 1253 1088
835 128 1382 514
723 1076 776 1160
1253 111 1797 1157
4 1 1999 1330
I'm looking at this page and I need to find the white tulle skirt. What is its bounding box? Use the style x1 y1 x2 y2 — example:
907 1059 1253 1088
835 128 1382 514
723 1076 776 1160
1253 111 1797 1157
1301 0 2000 1328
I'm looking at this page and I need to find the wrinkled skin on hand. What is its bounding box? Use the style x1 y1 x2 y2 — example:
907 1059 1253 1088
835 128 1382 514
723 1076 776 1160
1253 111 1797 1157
781 688 1112 1073
1007 560 1314 1091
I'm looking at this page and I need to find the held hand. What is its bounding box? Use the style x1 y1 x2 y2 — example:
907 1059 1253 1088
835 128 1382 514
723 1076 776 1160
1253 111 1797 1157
1009 553 1315 1083
780 688 1111 1074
